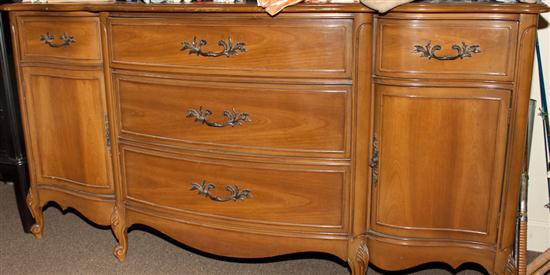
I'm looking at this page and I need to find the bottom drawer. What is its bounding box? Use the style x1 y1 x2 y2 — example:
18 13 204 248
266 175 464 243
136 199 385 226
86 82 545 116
121 146 349 231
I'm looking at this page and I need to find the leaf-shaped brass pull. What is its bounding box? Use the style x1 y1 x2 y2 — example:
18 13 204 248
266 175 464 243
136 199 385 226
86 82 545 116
190 181 252 202
180 36 246 57
40 32 76 48
413 42 480 61
186 106 251 128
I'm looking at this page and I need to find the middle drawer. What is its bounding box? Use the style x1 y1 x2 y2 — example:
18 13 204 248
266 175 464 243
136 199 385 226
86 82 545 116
114 73 352 158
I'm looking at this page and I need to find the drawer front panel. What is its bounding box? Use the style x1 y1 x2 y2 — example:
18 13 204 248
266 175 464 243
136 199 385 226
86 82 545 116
115 74 351 157
122 146 348 231
17 15 102 64
109 16 352 78
376 18 518 80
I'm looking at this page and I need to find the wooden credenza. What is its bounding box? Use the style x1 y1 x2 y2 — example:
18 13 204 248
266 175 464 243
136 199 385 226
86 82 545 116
1 1 548 274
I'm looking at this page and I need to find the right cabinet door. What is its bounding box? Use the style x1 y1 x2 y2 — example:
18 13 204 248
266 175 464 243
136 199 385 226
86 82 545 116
370 84 510 244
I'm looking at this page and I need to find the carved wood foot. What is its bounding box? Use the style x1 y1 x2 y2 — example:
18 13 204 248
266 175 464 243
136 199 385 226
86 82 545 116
25 188 43 240
502 251 517 275
110 205 128 261
348 235 369 275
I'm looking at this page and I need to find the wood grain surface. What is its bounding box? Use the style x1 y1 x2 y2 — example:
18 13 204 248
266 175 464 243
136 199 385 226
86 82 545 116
370 85 510 243
115 73 351 157
376 18 518 80
21 66 113 194
4 3 548 274
109 16 352 78
122 145 349 231
17 14 102 65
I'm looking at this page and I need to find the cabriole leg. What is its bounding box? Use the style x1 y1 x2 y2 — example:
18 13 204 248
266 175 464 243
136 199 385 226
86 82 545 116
13 165 34 233
111 205 128 261
25 187 43 239
348 235 369 275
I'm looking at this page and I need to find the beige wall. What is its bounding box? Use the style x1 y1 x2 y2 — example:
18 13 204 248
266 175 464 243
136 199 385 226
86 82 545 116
528 5 550 252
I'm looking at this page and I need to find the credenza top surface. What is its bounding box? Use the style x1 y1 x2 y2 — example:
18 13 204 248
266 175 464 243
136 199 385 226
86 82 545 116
1 0 548 13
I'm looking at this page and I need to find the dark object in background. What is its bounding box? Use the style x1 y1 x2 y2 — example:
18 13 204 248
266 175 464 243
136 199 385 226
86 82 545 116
0 10 34 233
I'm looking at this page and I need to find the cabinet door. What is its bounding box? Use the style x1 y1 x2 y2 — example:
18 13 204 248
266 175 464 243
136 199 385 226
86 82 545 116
370 85 510 244
21 67 113 194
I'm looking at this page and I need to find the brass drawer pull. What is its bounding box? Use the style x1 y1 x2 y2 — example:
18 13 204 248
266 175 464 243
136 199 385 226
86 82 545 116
190 180 252 202
40 32 76 48
186 106 251 128
180 36 246 57
413 42 480 61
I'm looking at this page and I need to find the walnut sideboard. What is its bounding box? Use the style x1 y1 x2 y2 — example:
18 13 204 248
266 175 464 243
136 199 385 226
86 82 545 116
1 1 548 274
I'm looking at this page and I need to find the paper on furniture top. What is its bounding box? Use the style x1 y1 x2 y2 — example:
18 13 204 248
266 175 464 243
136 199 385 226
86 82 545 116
257 0 306 15
257 0 536 16
360 0 415 13
257 0 415 15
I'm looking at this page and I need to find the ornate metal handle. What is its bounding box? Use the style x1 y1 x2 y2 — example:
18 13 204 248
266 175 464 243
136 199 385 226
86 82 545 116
186 106 251 128
40 32 76 48
413 42 480 61
190 181 252 202
180 36 246 57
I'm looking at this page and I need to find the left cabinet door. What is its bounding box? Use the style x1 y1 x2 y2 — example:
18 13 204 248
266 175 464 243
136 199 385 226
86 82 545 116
21 67 113 194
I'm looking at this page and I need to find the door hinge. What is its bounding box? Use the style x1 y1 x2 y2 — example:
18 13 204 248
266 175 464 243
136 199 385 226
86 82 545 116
104 113 112 150
369 136 379 186
22 80 27 102
496 212 501 233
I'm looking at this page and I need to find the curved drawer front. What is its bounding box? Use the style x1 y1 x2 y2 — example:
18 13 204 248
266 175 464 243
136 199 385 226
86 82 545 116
376 18 518 80
115 73 351 158
122 146 349 232
109 16 352 78
16 15 102 64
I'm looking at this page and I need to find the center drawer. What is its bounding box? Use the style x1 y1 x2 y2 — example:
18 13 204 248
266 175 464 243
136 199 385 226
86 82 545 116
114 73 352 158
121 146 349 232
108 15 353 79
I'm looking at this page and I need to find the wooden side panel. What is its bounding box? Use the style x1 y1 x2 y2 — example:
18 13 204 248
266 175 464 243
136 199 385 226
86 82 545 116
21 67 113 194
370 85 510 243
494 13 540 273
